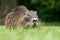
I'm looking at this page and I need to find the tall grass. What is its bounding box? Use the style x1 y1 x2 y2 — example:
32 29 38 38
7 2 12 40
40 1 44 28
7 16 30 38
0 22 60 40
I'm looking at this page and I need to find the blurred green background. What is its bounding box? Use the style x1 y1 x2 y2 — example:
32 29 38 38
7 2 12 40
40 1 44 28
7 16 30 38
0 0 60 25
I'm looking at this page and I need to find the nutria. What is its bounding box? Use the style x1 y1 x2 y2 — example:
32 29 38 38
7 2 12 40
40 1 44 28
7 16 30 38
5 5 39 29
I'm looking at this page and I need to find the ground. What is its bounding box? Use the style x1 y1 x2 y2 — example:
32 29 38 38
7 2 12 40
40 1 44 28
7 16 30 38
0 22 60 40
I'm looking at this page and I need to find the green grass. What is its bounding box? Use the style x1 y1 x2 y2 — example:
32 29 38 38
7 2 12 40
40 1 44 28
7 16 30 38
0 23 60 40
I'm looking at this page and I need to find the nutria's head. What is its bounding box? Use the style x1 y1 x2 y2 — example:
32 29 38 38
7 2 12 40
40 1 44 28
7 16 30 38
24 10 39 28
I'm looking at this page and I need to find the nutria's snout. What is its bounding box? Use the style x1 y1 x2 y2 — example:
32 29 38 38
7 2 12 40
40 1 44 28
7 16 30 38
33 20 37 23
31 18 38 27
32 18 38 23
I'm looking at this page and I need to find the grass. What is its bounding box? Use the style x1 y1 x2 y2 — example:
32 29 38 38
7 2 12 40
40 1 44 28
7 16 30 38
0 22 60 40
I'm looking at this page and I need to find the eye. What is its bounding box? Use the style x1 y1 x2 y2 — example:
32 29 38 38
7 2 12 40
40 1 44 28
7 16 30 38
28 14 30 16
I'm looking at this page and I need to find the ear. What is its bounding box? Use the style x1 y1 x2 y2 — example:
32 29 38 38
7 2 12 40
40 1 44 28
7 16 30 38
24 11 29 15
25 11 27 13
24 11 27 15
35 11 37 13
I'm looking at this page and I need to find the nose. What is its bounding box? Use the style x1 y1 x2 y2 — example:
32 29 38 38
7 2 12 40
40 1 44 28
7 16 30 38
32 18 38 23
33 20 37 23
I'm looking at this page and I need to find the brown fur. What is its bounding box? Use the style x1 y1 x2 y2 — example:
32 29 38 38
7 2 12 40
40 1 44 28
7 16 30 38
5 12 27 29
5 5 39 29
5 5 29 29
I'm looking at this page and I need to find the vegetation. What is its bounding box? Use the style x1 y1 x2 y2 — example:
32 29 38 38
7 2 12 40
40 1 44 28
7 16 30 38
0 22 60 40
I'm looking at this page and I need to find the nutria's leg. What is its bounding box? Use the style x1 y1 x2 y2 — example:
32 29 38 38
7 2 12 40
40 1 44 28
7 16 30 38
17 26 24 30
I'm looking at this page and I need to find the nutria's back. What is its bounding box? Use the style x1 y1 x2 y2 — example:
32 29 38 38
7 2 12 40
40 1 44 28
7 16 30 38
5 5 29 29
13 5 29 13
